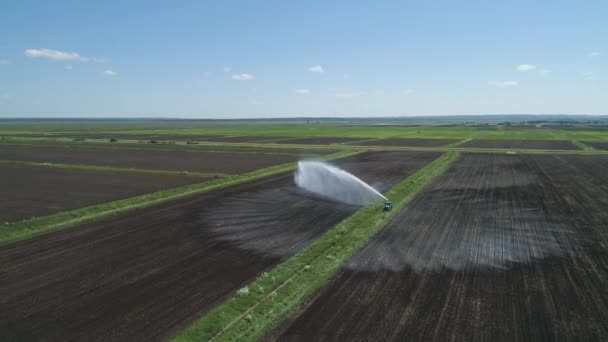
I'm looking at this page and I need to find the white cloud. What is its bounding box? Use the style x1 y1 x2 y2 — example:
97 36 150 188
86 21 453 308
588 51 601 57
403 89 415 95
65 65 73 70
103 69 117 76
308 65 324 73
335 91 367 99
250 99 263 105
516 64 536 71
295 89 311 95
582 71 594 80
489 81 518 87
223 66 232 73
0 59 9 65
232 73 255 80
539 68 552 74
25 48 103 62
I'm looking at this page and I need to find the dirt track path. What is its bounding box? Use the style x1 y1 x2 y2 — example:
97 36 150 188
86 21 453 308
0 151 439 342
268 154 608 341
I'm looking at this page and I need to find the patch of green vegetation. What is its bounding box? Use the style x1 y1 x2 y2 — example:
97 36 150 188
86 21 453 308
0 160 227 178
0 149 361 245
173 151 460 342
571 140 594 150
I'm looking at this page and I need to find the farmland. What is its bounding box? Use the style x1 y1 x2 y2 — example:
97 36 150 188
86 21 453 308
0 151 439 342
0 163 206 223
0 144 303 174
267 153 608 341
2 118 608 342
355 138 460 147
460 139 579 150
583 141 608 150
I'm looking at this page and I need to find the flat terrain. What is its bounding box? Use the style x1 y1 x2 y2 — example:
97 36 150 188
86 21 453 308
197 136 287 143
0 164 207 223
276 137 368 145
583 141 608 150
0 151 440 342
0 144 300 174
268 153 608 341
1 133 217 141
3 134 287 143
460 139 578 150
355 138 459 147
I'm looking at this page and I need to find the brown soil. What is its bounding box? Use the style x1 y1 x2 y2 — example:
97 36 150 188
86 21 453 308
460 139 578 149
0 144 299 174
0 164 207 223
0 151 440 342
356 138 459 147
268 154 608 341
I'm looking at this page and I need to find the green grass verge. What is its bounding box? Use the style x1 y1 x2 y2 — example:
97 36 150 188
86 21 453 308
0 160 227 178
173 151 460 342
572 140 594 150
0 149 361 245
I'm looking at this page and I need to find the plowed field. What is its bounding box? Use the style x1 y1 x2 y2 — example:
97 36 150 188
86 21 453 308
269 154 608 341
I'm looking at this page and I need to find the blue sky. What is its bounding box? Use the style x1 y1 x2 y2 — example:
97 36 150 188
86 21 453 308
0 0 606 118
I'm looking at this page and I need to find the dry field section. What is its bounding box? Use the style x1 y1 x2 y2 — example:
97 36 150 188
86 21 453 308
355 138 459 147
460 139 578 150
0 151 439 342
0 144 301 174
583 141 608 150
0 164 206 223
268 153 608 341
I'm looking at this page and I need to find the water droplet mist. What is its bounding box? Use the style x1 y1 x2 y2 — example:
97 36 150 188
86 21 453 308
294 160 387 206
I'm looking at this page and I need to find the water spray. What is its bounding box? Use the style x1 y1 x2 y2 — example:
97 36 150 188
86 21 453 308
294 160 390 209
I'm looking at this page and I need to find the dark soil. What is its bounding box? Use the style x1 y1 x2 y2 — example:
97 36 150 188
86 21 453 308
0 151 440 342
198 136 287 143
356 138 459 147
460 139 578 150
268 154 608 341
0 165 207 223
276 137 368 145
582 141 608 150
2 133 217 141
0 144 299 174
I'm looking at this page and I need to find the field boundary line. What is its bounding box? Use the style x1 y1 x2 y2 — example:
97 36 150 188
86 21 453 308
172 151 460 342
0 149 362 245
4 136 608 155
0 139 335 156
0 160 228 178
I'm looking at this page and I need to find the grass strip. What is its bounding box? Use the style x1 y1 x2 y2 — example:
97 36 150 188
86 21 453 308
572 140 594 150
173 151 460 342
0 160 228 178
0 149 361 245
446 137 472 147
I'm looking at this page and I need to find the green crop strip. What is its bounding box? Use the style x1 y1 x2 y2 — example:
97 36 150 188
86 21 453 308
0 149 361 245
173 151 460 342
0 160 227 178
